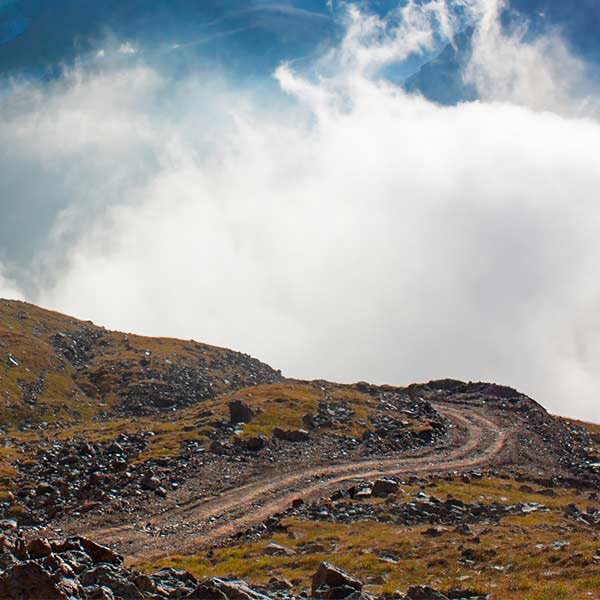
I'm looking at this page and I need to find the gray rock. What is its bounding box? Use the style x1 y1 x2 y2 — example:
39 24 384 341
265 542 296 557
311 562 362 599
405 586 449 600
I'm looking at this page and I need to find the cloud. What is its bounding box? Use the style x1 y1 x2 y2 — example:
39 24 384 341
2 1 600 422
0 263 23 301
464 0 600 116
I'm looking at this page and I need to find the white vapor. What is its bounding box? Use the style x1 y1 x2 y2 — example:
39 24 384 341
2 0 600 421
465 0 599 116
0 263 23 301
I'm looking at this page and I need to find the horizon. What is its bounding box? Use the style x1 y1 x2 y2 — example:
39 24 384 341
2 296 598 425
2 0 600 423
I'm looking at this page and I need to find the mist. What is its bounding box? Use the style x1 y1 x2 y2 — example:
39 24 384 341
2 0 600 421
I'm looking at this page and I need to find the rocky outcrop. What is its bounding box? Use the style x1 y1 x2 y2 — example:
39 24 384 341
0 535 199 599
311 561 362 599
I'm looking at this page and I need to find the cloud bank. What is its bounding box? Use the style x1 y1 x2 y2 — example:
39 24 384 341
2 0 600 421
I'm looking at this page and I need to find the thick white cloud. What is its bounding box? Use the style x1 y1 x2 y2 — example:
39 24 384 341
2 0 600 421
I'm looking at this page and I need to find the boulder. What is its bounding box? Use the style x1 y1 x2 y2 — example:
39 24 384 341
85 586 115 600
187 577 271 599
372 478 399 497
244 436 268 451
267 577 293 591
0 562 80 599
69 536 123 565
42 554 76 579
422 527 444 538
311 562 362 599
228 399 254 424
264 542 296 557
81 564 143 599
273 428 309 443
209 440 227 454
405 586 449 600
27 537 52 559
140 473 161 491
132 573 157 595
302 413 316 429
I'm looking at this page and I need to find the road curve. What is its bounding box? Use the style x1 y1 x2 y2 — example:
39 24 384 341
74 402 506 562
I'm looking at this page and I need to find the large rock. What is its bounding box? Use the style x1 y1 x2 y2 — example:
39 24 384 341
244 435 268 451
140 473 162 491
405 586 449 600
27 537 53 558
228 399 254 424
187 577 271 599
272 428 309 443
81 564 143 599
68 536 123 565
372 478 399 497
264 542 296 557
311 562 362 599
0 562 82 599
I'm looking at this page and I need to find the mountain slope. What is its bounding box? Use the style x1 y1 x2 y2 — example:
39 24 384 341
0 299 599 599
0 299 282 424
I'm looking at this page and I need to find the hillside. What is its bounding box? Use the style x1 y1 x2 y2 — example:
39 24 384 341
0 299 599 599
0 299 282 423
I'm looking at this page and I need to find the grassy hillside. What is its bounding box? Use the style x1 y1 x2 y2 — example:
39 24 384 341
0 299 282 425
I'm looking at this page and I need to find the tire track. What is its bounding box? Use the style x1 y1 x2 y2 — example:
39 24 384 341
80 403 506 561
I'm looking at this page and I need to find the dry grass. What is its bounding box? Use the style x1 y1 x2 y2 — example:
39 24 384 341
146 477 600 599
0 298 273 426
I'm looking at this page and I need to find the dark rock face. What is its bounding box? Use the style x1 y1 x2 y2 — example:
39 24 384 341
229 399 254 424
311 562 362 599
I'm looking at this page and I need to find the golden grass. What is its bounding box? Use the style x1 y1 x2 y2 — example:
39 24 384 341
223 383 322 439
145 478 600 599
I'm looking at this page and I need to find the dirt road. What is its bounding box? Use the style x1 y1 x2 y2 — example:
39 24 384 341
68 402 506 562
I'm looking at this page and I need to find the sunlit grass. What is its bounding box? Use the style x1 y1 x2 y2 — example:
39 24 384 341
144 478 600 599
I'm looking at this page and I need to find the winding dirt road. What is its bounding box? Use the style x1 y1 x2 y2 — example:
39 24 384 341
69 402 507 563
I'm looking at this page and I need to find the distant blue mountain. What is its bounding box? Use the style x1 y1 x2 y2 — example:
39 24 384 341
405 0 600 104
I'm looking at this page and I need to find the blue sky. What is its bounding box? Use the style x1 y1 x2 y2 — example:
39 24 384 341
1 1 600 421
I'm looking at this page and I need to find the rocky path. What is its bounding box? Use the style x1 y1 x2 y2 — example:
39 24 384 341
63 402 507 563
